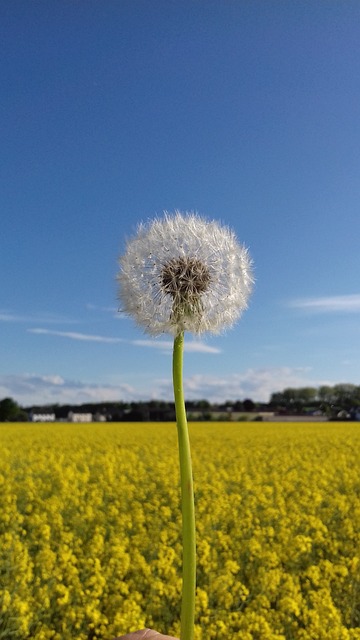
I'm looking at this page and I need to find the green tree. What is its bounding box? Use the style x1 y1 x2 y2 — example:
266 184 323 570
318 385 334 404
0 397 24 421
332 384 358 410
243 398 255 412
270 387 317 413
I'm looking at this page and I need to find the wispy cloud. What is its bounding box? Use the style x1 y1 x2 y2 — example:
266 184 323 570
29 328 124 343
86 303 125 319
0 311 75 324
133 339 221 354
86 303 119 313
290 294 360 313
0 312 29 322
28 328 221 353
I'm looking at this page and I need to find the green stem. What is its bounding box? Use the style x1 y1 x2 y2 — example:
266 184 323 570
173 331 196 640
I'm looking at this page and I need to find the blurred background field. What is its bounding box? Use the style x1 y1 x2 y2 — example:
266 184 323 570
1 421 360 640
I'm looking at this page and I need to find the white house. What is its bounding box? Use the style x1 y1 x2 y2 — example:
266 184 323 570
94 412 107 422
67 412 93 423
31 412 56 422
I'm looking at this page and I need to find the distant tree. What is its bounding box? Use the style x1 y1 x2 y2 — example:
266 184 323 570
298 387 317 404
269 392 287 410
0 397 24 421
195 399 211 410
332 384 359 410
318 386 334 404
269 387 317 413
243 398 255 412
126 402 150 421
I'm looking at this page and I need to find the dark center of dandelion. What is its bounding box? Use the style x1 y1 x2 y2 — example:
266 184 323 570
161 256 211 300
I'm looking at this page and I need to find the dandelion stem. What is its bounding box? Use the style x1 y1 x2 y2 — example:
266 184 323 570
173 331 196 640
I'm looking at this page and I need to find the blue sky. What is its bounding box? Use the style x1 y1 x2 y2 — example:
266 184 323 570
1 0 360 407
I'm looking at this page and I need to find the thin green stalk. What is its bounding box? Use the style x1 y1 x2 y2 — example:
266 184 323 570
173 331 196 640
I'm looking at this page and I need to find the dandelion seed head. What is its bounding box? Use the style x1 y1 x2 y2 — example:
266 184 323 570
117 211 253 336
161 256 211 299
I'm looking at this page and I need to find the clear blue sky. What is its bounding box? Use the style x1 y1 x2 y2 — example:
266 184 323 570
1 1 360 407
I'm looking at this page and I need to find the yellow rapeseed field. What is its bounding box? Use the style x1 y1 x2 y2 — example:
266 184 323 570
1 421 360 640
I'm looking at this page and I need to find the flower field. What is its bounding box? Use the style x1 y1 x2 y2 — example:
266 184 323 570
1 421 360 640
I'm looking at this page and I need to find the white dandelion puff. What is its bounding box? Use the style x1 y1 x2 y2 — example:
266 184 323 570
117 210 254 336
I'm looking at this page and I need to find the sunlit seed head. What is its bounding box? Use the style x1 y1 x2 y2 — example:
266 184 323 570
161 256 211 300
117 210 254 336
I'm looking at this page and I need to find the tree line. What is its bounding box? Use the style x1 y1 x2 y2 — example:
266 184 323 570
0 397 257 422
1 384 360 421
269 384 360 417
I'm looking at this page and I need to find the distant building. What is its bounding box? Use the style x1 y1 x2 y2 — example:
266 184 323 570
31 412 56 422
67 412 93 423
94 412 107 422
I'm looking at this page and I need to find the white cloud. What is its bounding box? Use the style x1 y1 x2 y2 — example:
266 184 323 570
184 342 221 354
28 329 221 353
0 311 76 324
290 294 360 313
86 303 126 320
133 339 221 354
0 367 330 407
0 373 138 407
147 367 331 404
29 328 125 344
0 312 29 322
86 303 122 315
41 375 65 385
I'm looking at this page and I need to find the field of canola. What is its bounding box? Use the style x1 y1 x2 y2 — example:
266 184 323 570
1 421 360 640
